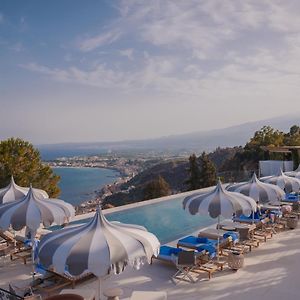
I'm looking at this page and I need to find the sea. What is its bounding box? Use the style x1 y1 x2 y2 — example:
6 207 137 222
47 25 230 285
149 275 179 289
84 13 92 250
52 167 120 206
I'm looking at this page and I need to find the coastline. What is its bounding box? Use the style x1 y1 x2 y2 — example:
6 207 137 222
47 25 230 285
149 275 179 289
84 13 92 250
51 164 124 175
50 165 132 215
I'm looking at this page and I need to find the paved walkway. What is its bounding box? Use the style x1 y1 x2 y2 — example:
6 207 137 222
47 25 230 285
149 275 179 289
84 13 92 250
1 226 300 299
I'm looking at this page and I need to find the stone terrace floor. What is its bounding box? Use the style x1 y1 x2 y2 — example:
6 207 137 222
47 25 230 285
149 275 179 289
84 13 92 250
1 225 300 300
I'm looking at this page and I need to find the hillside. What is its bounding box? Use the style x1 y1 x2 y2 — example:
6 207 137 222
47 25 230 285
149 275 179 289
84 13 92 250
102 148 242 207
103 159 189 207
38 113 300 159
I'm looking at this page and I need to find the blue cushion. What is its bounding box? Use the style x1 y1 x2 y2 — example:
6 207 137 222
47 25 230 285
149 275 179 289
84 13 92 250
159 245 182 256
196 244 216 258
223 231 239 243
178 236 209 244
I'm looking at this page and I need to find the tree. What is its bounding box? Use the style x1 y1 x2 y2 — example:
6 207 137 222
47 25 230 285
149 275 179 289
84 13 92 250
284 125 300 146
143 175 170 200
234 126 285 170
198 152 216 188
185 153 201 191
247 125 284 148
284 125 300 167
0 138 60 197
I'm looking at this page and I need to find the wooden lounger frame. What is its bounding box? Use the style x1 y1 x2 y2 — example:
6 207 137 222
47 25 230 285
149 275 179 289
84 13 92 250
33 268 94 294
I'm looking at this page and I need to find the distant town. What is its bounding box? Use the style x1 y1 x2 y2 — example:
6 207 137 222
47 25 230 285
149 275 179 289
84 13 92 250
45 153 184 213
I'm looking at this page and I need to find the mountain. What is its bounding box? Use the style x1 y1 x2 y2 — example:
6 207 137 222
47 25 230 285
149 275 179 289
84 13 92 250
38 113 299 159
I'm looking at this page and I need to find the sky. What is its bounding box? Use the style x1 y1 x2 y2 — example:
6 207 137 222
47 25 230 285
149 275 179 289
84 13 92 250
1 0 300 144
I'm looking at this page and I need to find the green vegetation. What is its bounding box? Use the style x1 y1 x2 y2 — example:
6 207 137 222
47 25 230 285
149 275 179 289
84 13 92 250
0 138 60 197
198 152 217 188
186 152 216 190
104 124 299 207
221 125 300 173
185 154 201 190
284 125 300 146
143 175 171 200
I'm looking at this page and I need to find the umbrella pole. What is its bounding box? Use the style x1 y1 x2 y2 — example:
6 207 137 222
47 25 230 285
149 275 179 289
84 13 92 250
13 230 16 249
98 277 101 300
31 236 35 282
217 215 220 262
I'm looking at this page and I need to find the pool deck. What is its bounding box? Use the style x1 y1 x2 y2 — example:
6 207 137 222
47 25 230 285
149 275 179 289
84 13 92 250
1 224 300 300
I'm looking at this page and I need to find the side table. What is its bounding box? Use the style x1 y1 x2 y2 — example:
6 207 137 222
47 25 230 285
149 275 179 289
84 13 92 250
103 288 123 300
228 251 244 270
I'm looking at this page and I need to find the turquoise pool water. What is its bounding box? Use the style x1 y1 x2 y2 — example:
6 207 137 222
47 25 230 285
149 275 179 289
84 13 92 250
62 197 217 244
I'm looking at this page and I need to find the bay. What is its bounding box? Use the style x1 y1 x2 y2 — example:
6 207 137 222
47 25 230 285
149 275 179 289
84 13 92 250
52 167 120 206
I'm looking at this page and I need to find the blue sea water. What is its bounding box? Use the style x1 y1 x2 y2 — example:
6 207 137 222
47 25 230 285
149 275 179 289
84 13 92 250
52 167 119 206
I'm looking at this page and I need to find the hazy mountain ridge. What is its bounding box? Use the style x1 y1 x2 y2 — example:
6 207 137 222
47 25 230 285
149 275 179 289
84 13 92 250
38 114 300 159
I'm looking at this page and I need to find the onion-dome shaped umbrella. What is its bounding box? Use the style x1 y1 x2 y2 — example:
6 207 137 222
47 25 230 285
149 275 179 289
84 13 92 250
260 169 300 194
0 186 74 233
38 207 160 299
226 173 285 204
285 164 300 179
183 180 257 218
0 186 75 280
183 180 256 260
0 176 48 204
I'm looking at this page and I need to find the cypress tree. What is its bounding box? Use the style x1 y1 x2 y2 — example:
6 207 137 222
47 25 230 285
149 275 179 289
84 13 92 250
199 151 217 188
186 153 201 191
143 175 170 200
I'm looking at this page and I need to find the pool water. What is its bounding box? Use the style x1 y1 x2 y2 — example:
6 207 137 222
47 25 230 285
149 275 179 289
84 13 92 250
60 197 217 244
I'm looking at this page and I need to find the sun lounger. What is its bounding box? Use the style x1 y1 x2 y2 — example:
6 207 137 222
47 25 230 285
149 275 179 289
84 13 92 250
0 231 32 264
0 230 31 252
177 236 215 249
173 250 199 283
3 284 42 299
196 229 251 255
60 289 96 300
154 245 220 282
10 247 32 264
284 193 299 202
152 246 202 283
0 230 16 243
153 245 184 264
0 242 14 254
198 229 239 242
33 266 94 294
217 222 261 250
233 214 262 224
44 294 84 300
177 236 226 258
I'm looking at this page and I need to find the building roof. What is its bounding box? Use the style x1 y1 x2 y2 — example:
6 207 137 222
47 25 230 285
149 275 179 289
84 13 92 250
261 146 300 153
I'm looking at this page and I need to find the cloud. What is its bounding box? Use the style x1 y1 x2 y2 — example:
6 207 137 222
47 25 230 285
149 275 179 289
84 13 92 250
20 62 131 89
20 63 71 82
20 1 300 97
119 48 134 60
78 30 121 52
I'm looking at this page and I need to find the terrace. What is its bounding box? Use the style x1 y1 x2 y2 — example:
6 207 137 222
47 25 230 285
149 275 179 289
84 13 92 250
0 186 300 300
1 219 300 299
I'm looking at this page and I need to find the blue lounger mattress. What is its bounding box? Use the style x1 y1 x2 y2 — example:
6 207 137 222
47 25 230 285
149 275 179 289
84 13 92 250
177 236 218 249
156 245 205 263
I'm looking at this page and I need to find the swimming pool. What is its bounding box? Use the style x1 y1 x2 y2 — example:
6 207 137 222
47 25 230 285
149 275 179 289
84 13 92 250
58 196 217 244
